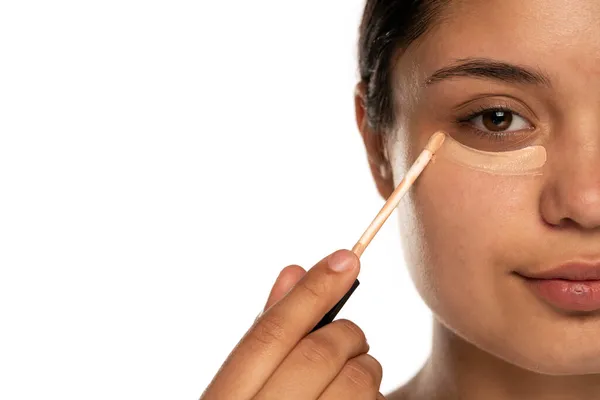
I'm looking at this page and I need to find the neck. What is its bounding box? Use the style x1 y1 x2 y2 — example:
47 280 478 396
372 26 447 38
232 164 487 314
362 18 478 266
406 320 600 400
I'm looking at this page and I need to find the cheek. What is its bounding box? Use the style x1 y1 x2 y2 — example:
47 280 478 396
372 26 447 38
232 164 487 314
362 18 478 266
395 155 543 326
392 142 600 373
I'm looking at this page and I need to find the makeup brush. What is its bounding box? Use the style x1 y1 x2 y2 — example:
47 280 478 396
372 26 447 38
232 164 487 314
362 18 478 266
311 131 446 332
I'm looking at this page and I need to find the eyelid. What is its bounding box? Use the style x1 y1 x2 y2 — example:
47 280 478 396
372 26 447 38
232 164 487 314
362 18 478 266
459 107 533 127
452 109 538 149
446 96 542 150
455 105 537 132
452 95 539 122
468 110 534 135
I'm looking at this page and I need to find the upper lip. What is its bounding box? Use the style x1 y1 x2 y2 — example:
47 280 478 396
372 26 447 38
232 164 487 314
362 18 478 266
519 262 600 281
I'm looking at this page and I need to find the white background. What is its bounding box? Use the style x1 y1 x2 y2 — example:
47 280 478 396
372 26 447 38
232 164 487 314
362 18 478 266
0 1 432 398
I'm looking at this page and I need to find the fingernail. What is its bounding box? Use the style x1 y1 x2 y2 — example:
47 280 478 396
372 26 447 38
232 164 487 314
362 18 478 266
328 250 357 272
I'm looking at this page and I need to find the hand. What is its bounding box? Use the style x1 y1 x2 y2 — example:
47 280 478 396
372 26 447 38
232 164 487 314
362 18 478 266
200 249 385 399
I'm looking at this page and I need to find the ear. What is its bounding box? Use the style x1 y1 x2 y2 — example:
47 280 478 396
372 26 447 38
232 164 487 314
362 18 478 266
354 82 395 199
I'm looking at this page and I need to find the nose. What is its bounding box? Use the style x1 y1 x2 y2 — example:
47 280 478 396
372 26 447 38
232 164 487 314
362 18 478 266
540 135 600 230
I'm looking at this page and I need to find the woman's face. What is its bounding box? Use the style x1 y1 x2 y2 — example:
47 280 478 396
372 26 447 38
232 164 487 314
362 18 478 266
366 0 600 374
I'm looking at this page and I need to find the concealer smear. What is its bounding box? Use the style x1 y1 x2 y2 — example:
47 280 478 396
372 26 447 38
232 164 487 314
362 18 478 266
436 133 547 175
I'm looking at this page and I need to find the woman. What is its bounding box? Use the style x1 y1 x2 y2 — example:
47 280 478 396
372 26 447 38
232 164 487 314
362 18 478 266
201 0 600 398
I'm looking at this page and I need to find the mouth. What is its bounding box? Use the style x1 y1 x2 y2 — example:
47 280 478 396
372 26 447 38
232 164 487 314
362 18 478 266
517 262 600 313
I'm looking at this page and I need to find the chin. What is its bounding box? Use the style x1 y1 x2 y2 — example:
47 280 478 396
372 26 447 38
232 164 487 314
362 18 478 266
427 287 600 377
499 342 600 376
444 315 600 376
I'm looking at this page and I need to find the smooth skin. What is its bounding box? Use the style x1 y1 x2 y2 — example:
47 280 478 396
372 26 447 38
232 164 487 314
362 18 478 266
200 250 385 400
358 1 600 399
206 1 600 398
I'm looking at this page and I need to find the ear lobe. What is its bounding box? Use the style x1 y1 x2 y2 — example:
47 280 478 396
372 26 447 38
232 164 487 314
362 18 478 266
354 82 395 199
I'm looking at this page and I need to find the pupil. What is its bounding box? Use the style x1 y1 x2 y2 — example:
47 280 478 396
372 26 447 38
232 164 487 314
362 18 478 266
491 111 507 126
483 110 512 131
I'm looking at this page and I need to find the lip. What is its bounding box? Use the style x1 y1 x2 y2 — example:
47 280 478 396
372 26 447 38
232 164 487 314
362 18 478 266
518 262 600 312
521 262 600 281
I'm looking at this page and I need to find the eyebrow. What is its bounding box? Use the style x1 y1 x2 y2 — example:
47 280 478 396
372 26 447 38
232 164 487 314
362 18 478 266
425 58 551 87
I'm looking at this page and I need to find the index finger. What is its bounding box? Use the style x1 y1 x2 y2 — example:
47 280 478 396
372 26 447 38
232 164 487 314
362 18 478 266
202 249 360 400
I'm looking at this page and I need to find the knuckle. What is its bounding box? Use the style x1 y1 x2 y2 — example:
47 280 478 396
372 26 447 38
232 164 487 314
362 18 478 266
345 363 376 389
370 356 384 378
298 335 338 367
297 277 328 301
250 313 286 347
344 356 382 390
336 319 367 345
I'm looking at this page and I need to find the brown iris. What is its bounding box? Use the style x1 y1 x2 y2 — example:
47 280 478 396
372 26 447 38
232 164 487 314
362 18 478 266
482 110 513 131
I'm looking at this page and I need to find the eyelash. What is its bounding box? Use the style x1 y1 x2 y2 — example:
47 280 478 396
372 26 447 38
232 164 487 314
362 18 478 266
455 105 534 142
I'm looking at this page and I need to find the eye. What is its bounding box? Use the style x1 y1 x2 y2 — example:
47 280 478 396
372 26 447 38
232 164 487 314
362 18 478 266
469 109 532 132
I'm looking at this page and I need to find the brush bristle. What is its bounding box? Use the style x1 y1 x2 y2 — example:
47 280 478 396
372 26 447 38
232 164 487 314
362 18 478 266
425 131 446 153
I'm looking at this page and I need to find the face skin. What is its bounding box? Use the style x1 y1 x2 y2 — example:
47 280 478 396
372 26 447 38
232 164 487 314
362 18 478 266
357 0 600 396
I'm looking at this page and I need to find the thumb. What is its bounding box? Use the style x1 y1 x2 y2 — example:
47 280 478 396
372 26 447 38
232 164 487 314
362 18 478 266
262 265 307 313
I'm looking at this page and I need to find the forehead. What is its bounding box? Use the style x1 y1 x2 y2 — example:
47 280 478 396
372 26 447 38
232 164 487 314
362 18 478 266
396 0 600 83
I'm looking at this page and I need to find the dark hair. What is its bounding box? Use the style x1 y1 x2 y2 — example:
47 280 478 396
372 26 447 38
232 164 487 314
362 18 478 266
358 0 447 132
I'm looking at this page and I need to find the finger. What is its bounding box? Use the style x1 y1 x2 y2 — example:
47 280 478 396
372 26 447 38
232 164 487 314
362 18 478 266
254 319 369 399
254 266 306 325
318 353 383 400
263 265 306 312
204 249 359 399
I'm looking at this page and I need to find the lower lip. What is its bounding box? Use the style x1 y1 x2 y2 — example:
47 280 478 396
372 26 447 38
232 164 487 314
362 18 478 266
525 278 600 312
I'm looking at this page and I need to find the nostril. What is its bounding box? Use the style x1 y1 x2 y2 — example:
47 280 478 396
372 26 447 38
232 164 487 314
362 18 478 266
557 217 579 229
